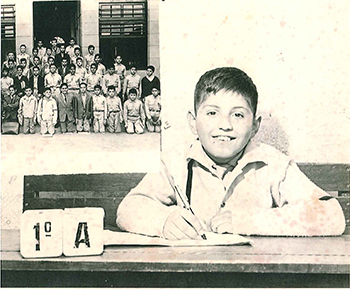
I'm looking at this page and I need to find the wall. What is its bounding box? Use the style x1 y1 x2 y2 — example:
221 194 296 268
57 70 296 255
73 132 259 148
160 0 350 165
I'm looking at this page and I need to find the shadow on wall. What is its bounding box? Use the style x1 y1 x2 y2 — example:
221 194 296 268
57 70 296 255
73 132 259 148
254 113 289 155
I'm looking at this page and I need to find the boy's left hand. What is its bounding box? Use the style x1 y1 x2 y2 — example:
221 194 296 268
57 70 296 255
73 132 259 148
209 210 233 234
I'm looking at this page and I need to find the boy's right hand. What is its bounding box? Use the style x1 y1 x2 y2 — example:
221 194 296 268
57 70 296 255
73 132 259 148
163 208 205 240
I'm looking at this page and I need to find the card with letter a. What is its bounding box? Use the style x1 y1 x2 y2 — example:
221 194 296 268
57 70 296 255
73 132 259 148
20 209 64 258
63 207 105 256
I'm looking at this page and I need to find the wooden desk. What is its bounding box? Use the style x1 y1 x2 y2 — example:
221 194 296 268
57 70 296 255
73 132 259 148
2 229 349 287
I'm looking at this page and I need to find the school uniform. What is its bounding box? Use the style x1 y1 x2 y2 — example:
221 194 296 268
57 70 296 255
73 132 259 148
75 91 93 132
16 53 30 69
106 96 123 133
55 92 75 133
114 63 126 98
85 73 102 92
37 97 57 135
92 94 107 133
124 74 141 95
2 93 20 122
55 52 71 68
84 53 95 72
75 66 87 81
63 73 81 99
117 140 346 237
144 94 161 133
13 75 28 94
141 75 160 100
28 75 45 98
18 94 37 134
95 63 106 76
123 99 145 134
103 74 120 94
57 65 69 79
44 72 62 97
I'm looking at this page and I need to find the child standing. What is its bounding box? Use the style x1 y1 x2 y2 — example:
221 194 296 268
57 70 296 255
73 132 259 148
2 85 19 123
44 64 62 98
54 83 75 133
114 55 126 99
75 57 87 82
117 67 346 239
92 84 107 133
144 87 161 133
123 66 141 101
141 65 161 101
75 82 93 133
18 87 37 134
103 65 121 95
84 45 95 73
106 85 123 133
85 63 102 93
37 87 58 136
36 40 46 62
93 54 106 76
123 88 145 134
17 44 30 70
1 68 14 97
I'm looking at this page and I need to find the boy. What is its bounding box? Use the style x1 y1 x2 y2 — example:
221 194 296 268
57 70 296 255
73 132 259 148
86 63 102 93
28 66 45 100
7 59 17 78
64 64 80 98
2 85 19 123
36 40 46 61
37 87 57 136
20 59 30 79
70 47 83 66
18 86 37 134
42 47 53 68
57 58 69 79
144 87 161 133
17 44 30 70
43 56 55 76
29 56 43 77
54 83 75 133
123 88 145 134
55 44 70 67
75 82 93 133
75 57 87 81
84 44 95 73
2 51 16 70
44 64 62 98
141 65 161 100
65 37 79 59
123 66 141 101
1 68 14 97
92 84 107 133
106 85 123 133
30 48 39 67
103 65 121 95
50 38 60 56
117 67 346 239
114 55 126 98
13 66 28 94
93 54 106 76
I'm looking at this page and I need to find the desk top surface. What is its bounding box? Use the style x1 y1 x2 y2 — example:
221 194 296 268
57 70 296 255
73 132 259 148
1 229 349 274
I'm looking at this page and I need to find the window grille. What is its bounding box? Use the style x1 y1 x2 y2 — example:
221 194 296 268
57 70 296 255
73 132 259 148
1 4 15 39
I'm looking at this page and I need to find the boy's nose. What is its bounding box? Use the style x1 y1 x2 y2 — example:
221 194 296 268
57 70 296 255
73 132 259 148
218 116 233 131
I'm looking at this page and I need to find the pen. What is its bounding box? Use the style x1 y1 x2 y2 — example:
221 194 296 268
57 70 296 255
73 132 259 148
161 159 207 240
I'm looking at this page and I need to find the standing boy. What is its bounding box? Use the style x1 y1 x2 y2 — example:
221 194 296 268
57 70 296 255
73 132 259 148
64 64 81 99
18 86 37 134
84 45 95 73
75 57 87 81
141 65 160 101
1 68 14 97
106 85 123 133
44 64 62 98
65 37 79 59
75 82 93 133
124 66 141 101
2 85 20 123
92 84 107 133
13 66 28 94
37 88 58 136
28 66 45 100
114 55 126 99
103 65 120 95
85 63 102 93
123 88 145 134
93 54 106 76
117 67 346 239
17 44 30 70
36 40 46 61
55 83 75 133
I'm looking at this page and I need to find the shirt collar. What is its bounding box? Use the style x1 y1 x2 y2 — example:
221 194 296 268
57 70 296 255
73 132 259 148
186 138 268 173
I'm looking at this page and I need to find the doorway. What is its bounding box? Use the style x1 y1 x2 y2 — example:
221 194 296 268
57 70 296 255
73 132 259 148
33 1 80 47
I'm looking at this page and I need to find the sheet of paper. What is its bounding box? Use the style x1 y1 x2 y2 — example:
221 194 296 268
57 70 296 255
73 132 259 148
103 230 252 247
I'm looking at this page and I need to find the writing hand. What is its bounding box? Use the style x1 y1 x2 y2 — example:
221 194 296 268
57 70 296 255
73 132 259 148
163 208 205 240
209 210 233 234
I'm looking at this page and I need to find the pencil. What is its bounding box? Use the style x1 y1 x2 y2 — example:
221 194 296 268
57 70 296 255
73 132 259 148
161 159 207 240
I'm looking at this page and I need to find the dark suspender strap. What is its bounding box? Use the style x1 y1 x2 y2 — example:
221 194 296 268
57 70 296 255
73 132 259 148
185 159 194 205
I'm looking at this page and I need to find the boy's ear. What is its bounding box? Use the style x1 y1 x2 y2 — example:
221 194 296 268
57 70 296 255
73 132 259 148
187 110 198 135
252 116 262 137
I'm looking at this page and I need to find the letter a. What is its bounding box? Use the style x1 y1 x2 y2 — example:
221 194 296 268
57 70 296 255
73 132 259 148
74 222 91 248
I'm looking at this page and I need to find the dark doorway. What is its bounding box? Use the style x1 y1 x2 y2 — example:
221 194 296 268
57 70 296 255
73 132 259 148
33 1 80 47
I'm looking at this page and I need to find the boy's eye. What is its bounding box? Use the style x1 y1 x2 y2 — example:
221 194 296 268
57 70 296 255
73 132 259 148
233 112 244 118
207 111 217 116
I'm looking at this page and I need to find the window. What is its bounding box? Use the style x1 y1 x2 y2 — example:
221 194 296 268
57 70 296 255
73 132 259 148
1 4 16 61
99 1 147 69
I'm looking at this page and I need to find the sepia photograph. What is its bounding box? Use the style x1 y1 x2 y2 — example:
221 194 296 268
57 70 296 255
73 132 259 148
1 0 350 287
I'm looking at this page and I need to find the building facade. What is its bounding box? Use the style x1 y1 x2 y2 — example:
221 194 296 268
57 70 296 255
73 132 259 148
1 0 159 74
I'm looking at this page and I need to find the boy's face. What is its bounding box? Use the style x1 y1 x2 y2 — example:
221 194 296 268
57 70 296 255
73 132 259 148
70 66 76 74
25 88 32 96
62 59 68 67
116 56 122 64
20 46 26 53
108 89 115 97
94 55 100 63
33 50 38 56
76 59 83 67
52 40 57 47
69 39 75 46
94 87 101 95
33 58 40 66
3 70 8 77
20 60 26 67
91 65 97 74
146 68 153 77
60 46 65 53
80 84 87 93
47 49 52 56
130 67 136 75
108 67 115 75
44 90 51 98
17 68 23 76
89 47 94 54
38 41 43 47
33 67 40 76
74 49 81 56
188 90 260 164
8 52 15 60
50 65 56 74
61 86 68 94
9 87 15 95
151 88 159 97
48 58 54 65
8 61 14 69
129 92 137 101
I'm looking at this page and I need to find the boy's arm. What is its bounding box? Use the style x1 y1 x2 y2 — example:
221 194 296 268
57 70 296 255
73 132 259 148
123 78 128 96
117 172 178 237
140 102 146 123
52 99 58 124
223 162 346 236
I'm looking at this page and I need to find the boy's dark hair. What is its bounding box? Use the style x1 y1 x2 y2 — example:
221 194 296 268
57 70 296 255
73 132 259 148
88 44 95 50
129 88 137 95
20 58 27 64
107 85 115 91
108 65 115 70
32 48 38 52
194 67 258 116
76 57 83 62
80 82 87 87
94 84 102 90
69 63 76 69
33 56 40 60
90 63 97 69
44 87 51 92
20 44 26 48
74 47 81 52
70 37 76 42
32 66 40 71
147 65 155 72
2 67 9 73
61 83 68 88
9 85 15 89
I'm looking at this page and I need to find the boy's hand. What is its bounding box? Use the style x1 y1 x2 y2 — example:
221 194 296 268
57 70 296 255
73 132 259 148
209 210 233 234
163 208 205 240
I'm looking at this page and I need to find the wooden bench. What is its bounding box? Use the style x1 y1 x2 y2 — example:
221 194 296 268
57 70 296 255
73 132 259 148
23 163 350 233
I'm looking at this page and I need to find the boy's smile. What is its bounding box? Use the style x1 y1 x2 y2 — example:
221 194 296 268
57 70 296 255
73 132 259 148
188 90 260 164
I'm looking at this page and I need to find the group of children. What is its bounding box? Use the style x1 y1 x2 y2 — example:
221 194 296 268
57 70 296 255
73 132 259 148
1 37 161 135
